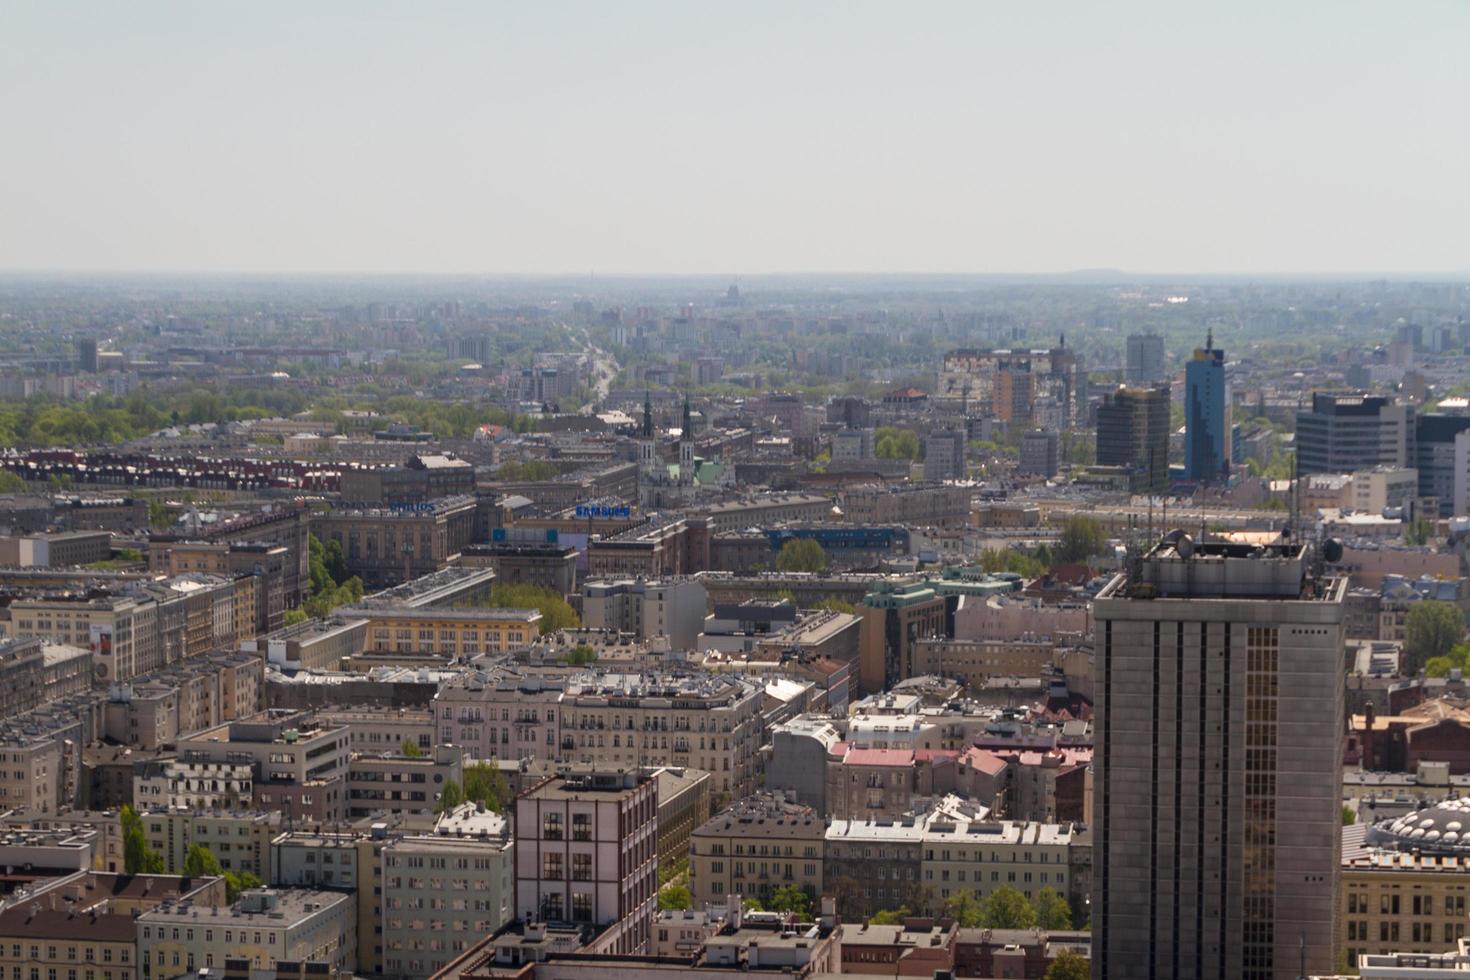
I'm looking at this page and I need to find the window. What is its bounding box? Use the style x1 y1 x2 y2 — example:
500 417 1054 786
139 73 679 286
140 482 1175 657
543 853 564 878
543 812 563 840
572 813 592 841
571 893 592 922
572 854 592 881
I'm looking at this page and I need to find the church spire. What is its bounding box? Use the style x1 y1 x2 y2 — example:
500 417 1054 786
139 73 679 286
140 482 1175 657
682 394 692 438
642 391 653 438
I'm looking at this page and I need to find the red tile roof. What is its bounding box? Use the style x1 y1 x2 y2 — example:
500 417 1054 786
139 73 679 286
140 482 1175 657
844 748 915 767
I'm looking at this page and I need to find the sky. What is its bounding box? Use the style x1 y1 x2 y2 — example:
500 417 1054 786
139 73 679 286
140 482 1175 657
1 2 1467 277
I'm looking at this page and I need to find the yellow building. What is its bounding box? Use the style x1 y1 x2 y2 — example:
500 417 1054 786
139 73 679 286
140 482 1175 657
0 873 225 980
345 607 542 658
1340 810 1470 966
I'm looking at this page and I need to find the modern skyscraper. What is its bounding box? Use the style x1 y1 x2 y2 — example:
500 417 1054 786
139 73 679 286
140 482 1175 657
1415 413 1470 517
1126 333 1165 385
1096 385 1170 494
1184 331 1231 483
1296 393 1415 476
1093 536 1345 980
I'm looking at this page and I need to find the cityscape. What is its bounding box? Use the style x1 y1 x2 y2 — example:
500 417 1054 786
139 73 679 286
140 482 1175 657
3 5 1469 980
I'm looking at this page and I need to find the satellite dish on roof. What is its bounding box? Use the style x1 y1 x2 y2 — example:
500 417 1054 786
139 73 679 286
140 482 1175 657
1323 538 1344 563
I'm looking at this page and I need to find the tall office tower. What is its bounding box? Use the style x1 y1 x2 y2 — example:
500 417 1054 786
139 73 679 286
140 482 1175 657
1296 392 1415 476
1018 429 1059 478
923 429 966 481
75 337 99 373
1126 333 1165 385
1096 386 1170 494
1184 331 1231 483
1093 537 1345 980
1416 413 1470 516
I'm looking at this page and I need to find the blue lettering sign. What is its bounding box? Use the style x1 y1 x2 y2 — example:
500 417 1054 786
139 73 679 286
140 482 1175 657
575 505 631 519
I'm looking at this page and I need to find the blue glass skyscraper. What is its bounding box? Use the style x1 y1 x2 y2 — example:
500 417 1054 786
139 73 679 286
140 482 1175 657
1184 329 1230 483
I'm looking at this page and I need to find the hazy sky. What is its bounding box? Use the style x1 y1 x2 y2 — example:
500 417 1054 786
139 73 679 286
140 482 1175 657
2 2 1467 276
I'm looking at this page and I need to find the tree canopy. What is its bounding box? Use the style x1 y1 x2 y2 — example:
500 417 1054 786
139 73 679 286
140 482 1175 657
658 884 692 911
121 805 163 875
1055 516 1108 564
480 583 579 635
1043 949 1091 980
462 761 511 811
1406 601 1466 674
775 538 828 573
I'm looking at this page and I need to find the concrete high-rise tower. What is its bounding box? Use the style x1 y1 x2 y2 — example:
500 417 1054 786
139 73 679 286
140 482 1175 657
1125 333 1165 385
1092 536 1345 980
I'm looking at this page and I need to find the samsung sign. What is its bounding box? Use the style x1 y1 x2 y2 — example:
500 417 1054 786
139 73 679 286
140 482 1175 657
575 505 631 519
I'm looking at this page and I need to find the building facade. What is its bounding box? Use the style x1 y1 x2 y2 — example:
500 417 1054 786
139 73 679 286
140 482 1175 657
1092 539 1346 980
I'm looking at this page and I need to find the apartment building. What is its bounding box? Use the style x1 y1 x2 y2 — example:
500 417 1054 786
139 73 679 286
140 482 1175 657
175 715 351 822
380 804 514 979
315 707 433 756
839 484 972 529
580 578 709 651
138 888 355 977
0 529 112 567
824 818 925 921
514 770 658 955
559 673 762 796
314 496 477 587
346 744 463 819
432 670 564 762
0 637 92 718
0 693 101 813
0 873 225 980
103 652 264 750
138 810 283 880
688 794 825 910
921 802 1077 908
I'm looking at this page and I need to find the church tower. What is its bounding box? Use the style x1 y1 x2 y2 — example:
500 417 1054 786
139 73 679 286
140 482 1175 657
638 391 658 474
679 394 695 484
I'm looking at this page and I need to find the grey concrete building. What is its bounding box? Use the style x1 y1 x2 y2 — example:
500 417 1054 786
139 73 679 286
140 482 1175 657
1296 393 1414 476
765 716 842 813
1092 537 1346 980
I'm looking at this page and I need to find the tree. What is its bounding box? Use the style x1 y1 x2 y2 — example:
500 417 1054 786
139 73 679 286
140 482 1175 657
942 889 985 927
283 607 309 627
1032 887 1072 930
814 598 857 615
401 738 423 758
768 884 813 919
565 644 597 666
1043 949 1091 980
1055 516 1107 564
1406 601 1466 674
462 761 511 812
482 583 580 635
1343 805 1357 826
1405 518 1436 547
874 427 921 461
1426 656 1456 678
0 470 26 493
868 906 911 925
121 805 164 875
436 780 466 815
775 538 828 573
981 885 1038 929
183 843 223 878
658 884 692 911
